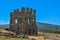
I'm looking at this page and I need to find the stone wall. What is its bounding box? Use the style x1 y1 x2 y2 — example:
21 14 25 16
9 7 37 36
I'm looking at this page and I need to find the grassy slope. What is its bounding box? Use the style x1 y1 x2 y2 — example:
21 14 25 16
0 36 28 40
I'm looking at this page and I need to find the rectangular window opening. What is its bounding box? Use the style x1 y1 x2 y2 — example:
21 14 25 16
15 19 18 24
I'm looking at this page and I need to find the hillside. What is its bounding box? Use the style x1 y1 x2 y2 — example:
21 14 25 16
37 22 60 33
0 24 9 29
0 22 60 33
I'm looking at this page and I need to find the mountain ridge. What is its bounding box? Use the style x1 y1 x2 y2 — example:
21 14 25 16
0 22 60 32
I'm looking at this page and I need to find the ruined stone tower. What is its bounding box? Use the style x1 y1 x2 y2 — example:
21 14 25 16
9 7 37 35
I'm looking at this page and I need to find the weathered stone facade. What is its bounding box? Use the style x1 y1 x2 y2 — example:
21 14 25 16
9 7 37 35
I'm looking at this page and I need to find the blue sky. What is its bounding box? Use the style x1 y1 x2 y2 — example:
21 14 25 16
0 0 60 25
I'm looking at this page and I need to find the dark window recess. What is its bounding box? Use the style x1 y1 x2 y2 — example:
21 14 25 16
19 18 22 23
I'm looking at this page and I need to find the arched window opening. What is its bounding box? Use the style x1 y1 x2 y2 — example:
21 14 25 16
15 19 18 24
32 19 34 23
25 18 27 23
19 18 22 23
28 18 30 24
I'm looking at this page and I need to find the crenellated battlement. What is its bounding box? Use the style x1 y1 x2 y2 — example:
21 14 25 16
10 7 37 36
13 7 36 14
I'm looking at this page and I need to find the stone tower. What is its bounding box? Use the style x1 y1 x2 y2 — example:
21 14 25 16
9 7 37 35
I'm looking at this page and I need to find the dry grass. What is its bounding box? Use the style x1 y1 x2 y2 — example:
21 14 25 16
0 36 28 40
28 32 60 40
0 31 60 40
28 36 50 40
